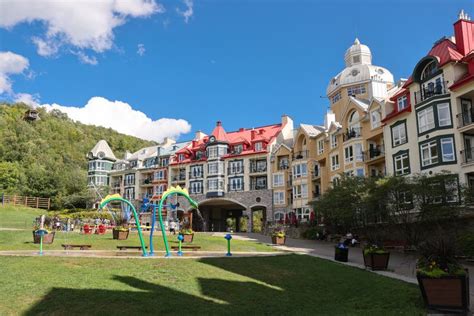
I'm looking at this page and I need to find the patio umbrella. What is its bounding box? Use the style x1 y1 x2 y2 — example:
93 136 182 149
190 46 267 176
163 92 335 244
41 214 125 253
309 211 315 224
291 213 297 226
284 213 289 225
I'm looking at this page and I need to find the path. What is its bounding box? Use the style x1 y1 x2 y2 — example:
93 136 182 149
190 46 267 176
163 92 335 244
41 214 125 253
238 232 474 312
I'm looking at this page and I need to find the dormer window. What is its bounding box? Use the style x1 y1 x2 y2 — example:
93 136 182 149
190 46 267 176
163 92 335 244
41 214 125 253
370 110 381 129
234 144 243 154
397 95 408 111
178 154 185 161
421 60 438 81
255 142 263 151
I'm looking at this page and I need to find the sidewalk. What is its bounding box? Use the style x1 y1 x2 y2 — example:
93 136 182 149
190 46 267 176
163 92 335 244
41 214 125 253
237 232 474 311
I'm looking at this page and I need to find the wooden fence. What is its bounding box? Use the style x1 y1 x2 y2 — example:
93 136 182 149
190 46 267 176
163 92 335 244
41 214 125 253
1 194 50 210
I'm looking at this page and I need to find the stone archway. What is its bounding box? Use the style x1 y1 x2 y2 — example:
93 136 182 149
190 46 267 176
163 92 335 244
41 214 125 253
250 205 267 233
197 198 247 232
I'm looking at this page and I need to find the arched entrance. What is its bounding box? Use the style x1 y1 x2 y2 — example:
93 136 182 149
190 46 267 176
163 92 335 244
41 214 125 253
250 205 267 233
197 198 247 232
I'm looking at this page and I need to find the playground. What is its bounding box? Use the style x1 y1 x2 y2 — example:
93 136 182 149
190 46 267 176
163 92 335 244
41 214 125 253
0 198 425 314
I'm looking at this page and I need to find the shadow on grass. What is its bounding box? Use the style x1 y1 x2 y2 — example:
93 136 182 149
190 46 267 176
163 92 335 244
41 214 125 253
25 255 424 315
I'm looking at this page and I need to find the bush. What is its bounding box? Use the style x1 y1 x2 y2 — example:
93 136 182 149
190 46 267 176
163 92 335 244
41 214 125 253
302 227 321 240
456 231 474 257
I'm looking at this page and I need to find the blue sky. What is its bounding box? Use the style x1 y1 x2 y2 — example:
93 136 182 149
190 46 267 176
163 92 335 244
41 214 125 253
0 0 472 142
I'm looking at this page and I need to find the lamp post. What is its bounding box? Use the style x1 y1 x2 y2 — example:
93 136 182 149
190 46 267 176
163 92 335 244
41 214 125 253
224 233 232 256
36 229 48 256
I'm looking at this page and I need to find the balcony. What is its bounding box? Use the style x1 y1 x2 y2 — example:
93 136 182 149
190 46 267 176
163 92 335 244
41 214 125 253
250 182 267 190
457 110 474 130
461 148 474 165
249 162 267 173
227 183 244 192
364 147 385 162
343 127 362 142
112 182 121 188
312 191 321 200
227 167 244 175
171 174 186 182
141 178 153 186
413 81 448 105
311 170 320 180
292 150 309 160
188 171 203 179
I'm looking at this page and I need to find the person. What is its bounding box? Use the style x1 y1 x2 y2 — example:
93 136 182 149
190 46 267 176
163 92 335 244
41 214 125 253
344 232 353 247
169 220 177 235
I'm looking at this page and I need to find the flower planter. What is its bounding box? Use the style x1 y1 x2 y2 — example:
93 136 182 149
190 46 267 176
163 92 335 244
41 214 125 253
113 229 130 240
272 236 286 245
33 231 55 244
181 233 194 243
363 251 390 271
334 247 349 262
417 270 470 312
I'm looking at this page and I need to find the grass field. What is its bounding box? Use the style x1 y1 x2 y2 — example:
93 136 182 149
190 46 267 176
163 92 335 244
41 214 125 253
0 206 425 315
0 206 273 253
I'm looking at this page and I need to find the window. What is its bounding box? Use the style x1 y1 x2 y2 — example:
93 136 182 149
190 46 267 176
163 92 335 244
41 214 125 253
273 173 284 187
178 154 185 162
208 162 224 175
229 177 243 191
95 161 105 171
437 103 451 127
207 147 218 159
332 176 341 186
391 122 407 146
397 95 408 111
317 139 324 155
352 55 361 64
313 164 320 177
296 208 311 221
160 158 169 167
208 178 224 191
418 107 435 133
218 146 227 157
274 191 285 205
278 157 289 169
344 146 353 164
394 152 410 176
421 60 438 80
347 85 366 96
228 160 243 174
354 143 363 162
255 142 263 151
124 174 135 186
190 182 202 194
332 91 341 104
331 154 339 171
356 168 364 177
292 163 307 178
371 110 381 129
233 144 243 154
330 134 338 148
190 165 203 178
154 170 165 180
274 211 285 221
155 185 166 195
421 140 438 167
293 184 308 199
440 137 455 162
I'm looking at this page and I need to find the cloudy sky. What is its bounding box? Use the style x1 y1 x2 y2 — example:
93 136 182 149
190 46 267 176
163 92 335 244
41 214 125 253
0 0 471 142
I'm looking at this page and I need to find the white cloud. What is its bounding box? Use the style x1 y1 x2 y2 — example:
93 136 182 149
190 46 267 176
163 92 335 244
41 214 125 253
0 51 30 94
177 0 193 23
14 92 40 107
0 0 165 62
137 43 146 56
41 96 191 142
73 51 98 65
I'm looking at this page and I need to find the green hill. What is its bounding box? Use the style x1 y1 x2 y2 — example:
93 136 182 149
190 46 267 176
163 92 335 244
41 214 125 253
0 103 155 209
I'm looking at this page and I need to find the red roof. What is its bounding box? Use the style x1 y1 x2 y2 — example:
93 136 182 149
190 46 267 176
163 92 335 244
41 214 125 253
428 38 464 67
171 122 283 164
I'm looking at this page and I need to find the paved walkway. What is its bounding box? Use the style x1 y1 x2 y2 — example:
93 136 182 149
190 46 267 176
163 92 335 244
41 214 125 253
238 233 474 311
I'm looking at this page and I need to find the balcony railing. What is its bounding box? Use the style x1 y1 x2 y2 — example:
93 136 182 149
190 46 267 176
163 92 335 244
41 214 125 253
141 178 153 185
188 171 203 179
112 182 121 188
413 80 448 105
461 148 474 164
249 163 267 173
311 170 320 179
228 183 244 192
292 150 309 160
171 174 186 182
250 182 267 190
227 167 244 175
457 109 474 129
364 147 385 161
343 127 362 142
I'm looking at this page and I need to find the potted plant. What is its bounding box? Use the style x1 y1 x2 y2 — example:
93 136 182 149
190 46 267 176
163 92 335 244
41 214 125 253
363 244 390 270
271 227 286 245
112 209 131 240
416 236 470 312
334 243 349 262
179 228 194 243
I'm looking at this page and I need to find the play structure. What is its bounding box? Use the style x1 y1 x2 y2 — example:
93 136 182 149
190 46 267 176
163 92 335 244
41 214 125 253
99 185 199 257
149 185 198 257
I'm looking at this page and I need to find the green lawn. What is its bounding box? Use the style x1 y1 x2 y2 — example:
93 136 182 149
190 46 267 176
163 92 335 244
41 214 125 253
0 205 274 252
0 254 424 315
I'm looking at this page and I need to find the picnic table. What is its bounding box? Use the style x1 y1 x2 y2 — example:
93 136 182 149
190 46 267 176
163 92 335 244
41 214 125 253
116 246 148 251
171 245 201 251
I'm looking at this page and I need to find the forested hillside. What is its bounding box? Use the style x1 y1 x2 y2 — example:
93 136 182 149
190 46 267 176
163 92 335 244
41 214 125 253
0 103 155 209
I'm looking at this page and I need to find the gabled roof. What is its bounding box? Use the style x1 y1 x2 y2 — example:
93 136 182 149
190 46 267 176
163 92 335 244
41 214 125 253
299 124 325 137
89 140 116 160
428 38 464 67
349 96 370 111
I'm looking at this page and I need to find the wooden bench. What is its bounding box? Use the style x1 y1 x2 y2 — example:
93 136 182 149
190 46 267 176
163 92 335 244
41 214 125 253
171 245 201 251
116 246 148 251
62 244 92 250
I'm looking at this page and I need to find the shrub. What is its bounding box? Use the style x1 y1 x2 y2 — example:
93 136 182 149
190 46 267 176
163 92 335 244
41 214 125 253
456 231 474 258
302 227 321 240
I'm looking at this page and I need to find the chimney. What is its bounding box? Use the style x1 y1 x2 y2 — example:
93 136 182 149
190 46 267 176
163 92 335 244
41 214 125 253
251 129 257 139
454 9 474 56
238 128 244 132
281 114 291 126
324 111 336 130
